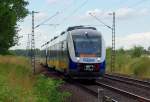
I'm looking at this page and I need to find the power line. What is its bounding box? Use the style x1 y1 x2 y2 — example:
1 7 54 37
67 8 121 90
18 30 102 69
46 0 89 38
35 12 60 29
89 13 112 30
58 0 76 15
60 0 89 24
35 0 76 28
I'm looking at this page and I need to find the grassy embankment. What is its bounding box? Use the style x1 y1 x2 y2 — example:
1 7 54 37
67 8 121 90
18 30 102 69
0 55 70 102
106 52 150 79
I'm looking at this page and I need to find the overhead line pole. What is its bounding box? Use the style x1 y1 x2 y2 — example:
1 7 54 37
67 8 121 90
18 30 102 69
111 12 116 72
30 11 59 74
31 11 38 74
31 11 35 74
34 12 59 29
89 12 116 72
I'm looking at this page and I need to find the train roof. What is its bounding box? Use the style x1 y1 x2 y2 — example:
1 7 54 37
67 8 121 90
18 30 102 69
70 28 101 36
67 26 97 31
41 26 100 47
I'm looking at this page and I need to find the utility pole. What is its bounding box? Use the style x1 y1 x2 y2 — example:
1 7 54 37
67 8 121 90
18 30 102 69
31 11 35 74
111 12 115 72
31 11 38 74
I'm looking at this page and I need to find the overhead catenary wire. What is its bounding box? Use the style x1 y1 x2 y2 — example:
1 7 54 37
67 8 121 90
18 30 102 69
35 0 76 29
43 0 88 27
89 13 112 30
59 0 89 25
34 11 60 29
45 0 89 39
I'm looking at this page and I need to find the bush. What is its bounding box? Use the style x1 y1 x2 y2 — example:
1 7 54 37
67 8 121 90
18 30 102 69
131 46 144 58
131 57 150 77
106 47 150 79
34 75 71 102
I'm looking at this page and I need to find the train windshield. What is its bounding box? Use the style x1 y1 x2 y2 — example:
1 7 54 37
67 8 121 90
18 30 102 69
72 34 101 57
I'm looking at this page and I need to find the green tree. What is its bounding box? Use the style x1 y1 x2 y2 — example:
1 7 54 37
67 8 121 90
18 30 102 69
131 46 144 58
0 0 28 54
117 47 125 55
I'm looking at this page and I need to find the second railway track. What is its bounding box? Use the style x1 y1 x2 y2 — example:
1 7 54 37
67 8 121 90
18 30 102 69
104 74 150 90
68 79 149 102
96 73 150 102
105 73 150 87
96 81 150 102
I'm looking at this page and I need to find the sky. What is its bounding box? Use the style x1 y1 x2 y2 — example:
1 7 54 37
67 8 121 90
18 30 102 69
11 0 150 50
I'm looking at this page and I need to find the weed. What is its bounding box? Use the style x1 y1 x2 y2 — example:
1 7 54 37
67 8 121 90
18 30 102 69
0 55 70 102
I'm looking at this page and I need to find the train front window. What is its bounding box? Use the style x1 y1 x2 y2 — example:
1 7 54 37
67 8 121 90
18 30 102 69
72 34 101 57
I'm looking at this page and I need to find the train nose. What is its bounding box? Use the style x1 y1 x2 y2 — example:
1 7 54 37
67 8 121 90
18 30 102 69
77 63 99 72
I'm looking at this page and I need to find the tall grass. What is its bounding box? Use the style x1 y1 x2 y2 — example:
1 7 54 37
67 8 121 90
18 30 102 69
0 55 70 102
106 53 150 79
130 57 150 78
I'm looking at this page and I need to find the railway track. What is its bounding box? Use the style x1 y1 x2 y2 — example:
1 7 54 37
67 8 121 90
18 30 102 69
104 74 150 90
65 77 150 102
105 74 150 86
96 81 150 102
71 80 118 102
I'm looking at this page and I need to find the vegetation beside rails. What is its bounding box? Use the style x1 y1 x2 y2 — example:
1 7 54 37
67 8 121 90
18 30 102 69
0 55 70 102
106 46 150 79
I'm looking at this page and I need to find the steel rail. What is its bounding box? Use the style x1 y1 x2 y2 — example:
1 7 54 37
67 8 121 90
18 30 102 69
66 79 118 102
73 82 118 102
104 75 150 90
96 82 150 102
105 73 150 86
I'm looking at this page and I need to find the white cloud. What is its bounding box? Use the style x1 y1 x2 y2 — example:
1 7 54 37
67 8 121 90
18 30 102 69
115 8 149 19
78 8 149 21
116 32 150 49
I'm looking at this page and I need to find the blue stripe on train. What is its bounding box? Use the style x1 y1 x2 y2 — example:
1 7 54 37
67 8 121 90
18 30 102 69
69 58 77 70
99 60 106 73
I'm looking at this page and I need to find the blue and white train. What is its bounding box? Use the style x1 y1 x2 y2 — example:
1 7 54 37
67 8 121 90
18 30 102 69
41 26 106 79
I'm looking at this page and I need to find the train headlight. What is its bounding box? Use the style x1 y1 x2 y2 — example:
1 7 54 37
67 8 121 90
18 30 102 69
77 57 80 62
97 58 101 61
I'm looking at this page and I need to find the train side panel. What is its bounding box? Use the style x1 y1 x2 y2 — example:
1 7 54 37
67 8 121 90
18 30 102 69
47 33 69 73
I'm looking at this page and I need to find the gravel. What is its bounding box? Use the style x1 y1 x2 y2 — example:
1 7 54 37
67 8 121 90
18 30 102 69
60 82 98 102
86 83 138 102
